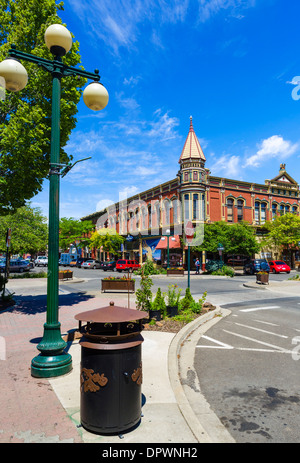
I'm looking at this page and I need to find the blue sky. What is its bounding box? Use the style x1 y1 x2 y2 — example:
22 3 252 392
32 0 300 220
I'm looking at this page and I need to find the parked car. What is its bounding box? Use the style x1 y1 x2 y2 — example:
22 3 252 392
268 260 291 274
0 259 31 273
76 257 88 268
244 259 270 275
116 259 141 272
102 261 117 271
24 258 35 268
81 259 101 269
35 256 48 267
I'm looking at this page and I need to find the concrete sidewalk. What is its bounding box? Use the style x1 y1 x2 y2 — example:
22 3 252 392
243 278 300 295
0 276 234 444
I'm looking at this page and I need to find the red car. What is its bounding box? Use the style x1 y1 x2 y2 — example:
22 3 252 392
116 259 140 272
268 260 290 274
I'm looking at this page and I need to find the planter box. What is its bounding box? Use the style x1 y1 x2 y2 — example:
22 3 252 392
58 271 73 280
256 273 269 284
149 309 161 321
167 269 184 276
166 305 178 317
101 279 135 293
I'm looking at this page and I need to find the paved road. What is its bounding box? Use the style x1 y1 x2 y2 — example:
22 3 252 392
194 294 300 443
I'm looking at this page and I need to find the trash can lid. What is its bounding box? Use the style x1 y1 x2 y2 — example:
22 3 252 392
75 301 148 324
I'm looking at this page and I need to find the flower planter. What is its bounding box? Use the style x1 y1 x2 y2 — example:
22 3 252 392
166 305 178 317
167 269 184 276
256 273 269 284
149 309 161 321
101 279 135 293
58 271 73 280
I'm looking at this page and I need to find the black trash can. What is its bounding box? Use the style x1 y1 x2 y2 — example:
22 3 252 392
75 302 147 434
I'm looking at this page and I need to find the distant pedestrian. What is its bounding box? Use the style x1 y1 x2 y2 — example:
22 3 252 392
195 258 200 274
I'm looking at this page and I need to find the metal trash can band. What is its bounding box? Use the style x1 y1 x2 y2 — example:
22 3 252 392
75 302 147 434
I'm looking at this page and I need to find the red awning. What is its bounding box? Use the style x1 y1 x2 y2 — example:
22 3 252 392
155 235 182 250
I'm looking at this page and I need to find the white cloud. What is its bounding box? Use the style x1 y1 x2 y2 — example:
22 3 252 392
68 0 254 54
210 153 241 178
96 198 115 212
245 135 298 168
198 0 255 22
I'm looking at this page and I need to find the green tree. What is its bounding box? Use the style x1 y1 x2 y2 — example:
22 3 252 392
0 0 87 214
261 213 300 264
90 228 124 256
193 221 259 257
0 203 48 255
59 217 94 253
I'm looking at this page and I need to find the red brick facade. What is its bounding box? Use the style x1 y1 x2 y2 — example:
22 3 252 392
82 118 299 266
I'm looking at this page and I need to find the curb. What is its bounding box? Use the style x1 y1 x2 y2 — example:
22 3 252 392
168 307 235 443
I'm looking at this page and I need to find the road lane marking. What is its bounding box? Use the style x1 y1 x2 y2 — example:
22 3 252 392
253 319 279 327
223 329 287 352
234 322 288 338
197 335 234 349
239 306 280 312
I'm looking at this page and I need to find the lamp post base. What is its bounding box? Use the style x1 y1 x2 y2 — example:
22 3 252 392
31 322 72 378
31 352 72 378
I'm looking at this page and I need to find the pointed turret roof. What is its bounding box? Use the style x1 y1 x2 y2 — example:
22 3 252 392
179 116 206 163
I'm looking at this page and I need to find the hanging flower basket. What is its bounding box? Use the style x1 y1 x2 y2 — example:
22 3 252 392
58 270 73 280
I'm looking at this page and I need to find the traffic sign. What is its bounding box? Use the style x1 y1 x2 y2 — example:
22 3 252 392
185 221 194 244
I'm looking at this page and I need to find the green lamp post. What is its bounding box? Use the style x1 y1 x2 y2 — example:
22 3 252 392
0 24 109 378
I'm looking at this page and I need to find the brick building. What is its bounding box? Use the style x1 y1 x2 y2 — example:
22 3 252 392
82 117 300 268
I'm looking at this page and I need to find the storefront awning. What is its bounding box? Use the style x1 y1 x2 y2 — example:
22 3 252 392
155 235 182 250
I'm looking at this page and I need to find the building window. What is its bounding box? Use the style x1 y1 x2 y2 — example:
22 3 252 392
261 203 266 223
292 206 297 214
280 204 284 216
285 205 290 214
184 194 190 220
193 171 198 181
164 200 170 226
237 199 244 222
255 202 267 224
193 194 199 220
272 203 277 220
227 198 234 222
184 172 189 182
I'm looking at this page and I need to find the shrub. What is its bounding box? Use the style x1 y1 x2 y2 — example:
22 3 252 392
179 287 195 311
211 265 235 277
135 273 153 311
151 288 166 314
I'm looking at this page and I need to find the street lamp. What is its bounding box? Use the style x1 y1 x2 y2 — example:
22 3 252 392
164 228 170 269
0 24 109 378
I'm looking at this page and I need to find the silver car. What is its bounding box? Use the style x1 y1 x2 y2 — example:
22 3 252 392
81 259 101 269
0 259 31 273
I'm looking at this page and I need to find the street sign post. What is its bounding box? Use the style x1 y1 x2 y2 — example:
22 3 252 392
217 243 224 266
185 221 194 288
2 228 11 298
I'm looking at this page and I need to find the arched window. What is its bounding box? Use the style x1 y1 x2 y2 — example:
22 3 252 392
255 202 267 224
237 199 244 222
292 206 297 214
272 203 277 220
261 202 266 223
255 202 260 223
227 198 234 223
155 202 160 227
193 194 199 220
172 198 181 224
184 194 190 220
163 200 170 227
